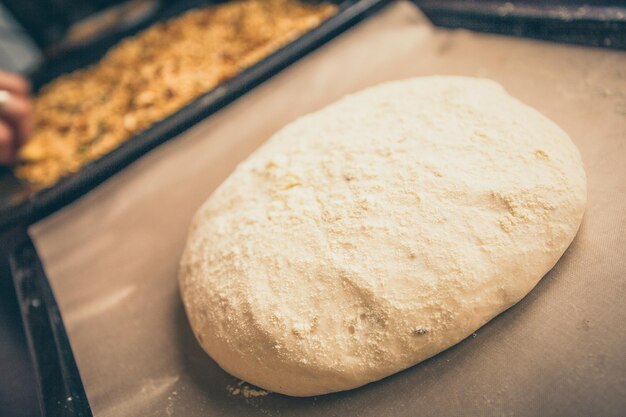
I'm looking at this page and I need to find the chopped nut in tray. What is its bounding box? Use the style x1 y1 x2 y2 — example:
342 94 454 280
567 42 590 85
17 0 337 188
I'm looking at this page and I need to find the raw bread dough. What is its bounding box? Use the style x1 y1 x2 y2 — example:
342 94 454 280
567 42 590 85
179 76 586 396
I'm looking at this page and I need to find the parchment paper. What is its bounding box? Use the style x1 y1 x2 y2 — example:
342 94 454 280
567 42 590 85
29 2 626 416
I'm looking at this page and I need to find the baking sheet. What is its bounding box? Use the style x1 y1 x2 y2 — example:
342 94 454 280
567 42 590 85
29 2 626 416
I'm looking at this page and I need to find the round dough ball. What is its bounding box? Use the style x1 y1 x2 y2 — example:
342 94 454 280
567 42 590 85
179 76 586 396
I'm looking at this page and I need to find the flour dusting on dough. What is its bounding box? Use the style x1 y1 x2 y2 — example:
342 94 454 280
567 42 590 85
180 76 586 396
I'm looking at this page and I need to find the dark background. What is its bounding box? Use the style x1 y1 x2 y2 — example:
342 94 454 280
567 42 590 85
2 0 143 49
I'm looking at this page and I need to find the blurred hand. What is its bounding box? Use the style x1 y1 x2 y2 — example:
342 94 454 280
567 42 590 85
0 70 32 166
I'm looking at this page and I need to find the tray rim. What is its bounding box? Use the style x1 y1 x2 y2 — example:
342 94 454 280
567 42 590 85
6 225 92 417
414 0 626 50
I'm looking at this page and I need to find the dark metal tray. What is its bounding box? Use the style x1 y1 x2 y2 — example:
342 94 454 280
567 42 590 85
5 226 91 417
0 0 390 233
415 0 626 50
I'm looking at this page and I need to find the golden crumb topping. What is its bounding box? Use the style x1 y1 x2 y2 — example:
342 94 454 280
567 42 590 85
17 0 337 187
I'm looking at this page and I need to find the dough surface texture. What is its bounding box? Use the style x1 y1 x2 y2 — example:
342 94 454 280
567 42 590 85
179 76 586 396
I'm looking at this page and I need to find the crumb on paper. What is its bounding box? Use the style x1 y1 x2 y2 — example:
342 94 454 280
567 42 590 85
413 326 429 335
227 380 270 398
